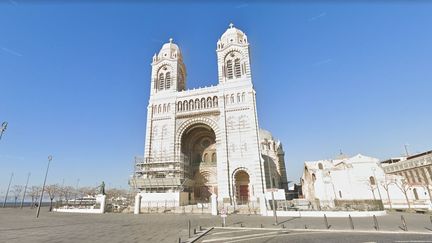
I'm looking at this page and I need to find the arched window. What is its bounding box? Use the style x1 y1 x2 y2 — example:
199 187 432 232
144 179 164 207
167 104 170 112
203 153 208 163
165 72 171 89
211 153 217 162
213 96 218 107
413 188 419 200
159 73 164 90
226 60 233 79
339 191 342 198
178 101 182 112
230 94 234 103
184 100 188 111
369 176 376 185
237 93 241 103
318 163 323 170
158 105 161 113
163 104 166 113
207 97 212 108
312 173 316 182
201 98 206 109
241 92 245 102
189 100 194 110
234 58 241 78
195 99 200 109
225 95 229 104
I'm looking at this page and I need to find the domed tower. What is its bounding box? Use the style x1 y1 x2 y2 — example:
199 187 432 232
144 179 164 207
151 38 186 95
216 23 251 84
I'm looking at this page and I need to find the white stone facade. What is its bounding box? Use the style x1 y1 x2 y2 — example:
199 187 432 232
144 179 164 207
301 154 431 210
132 24 288 205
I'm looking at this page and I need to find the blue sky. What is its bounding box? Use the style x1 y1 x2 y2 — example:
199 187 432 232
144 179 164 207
1 1 432 191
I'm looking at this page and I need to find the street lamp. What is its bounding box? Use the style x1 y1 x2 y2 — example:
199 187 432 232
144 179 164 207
0 121 8 141
262 141 278 225
36 155 52 218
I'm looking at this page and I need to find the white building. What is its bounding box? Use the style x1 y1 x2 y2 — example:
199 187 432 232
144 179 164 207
301 154 431 210
130 24 288 206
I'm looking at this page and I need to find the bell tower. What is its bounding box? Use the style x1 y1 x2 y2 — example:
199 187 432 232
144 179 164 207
150 38 186 95
216 23 252 84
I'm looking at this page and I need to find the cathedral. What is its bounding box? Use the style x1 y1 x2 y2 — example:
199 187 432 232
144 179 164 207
132 24 288 205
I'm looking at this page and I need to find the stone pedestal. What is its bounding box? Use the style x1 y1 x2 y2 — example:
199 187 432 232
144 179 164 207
211 194 218 216
259 193 267 216
95 194 106 214
134 193 142 215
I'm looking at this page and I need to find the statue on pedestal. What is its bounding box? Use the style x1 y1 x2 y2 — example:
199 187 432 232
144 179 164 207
96 181 105 195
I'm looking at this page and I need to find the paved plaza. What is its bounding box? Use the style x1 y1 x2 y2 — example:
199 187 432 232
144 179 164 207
0 208 431 242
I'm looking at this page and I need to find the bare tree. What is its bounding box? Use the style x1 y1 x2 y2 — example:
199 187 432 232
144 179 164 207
106 188 126 201
380 174 396 210
60 186 74 205
12 185 23 208
395 178 411 209
28 186 41 208
45 184 60 211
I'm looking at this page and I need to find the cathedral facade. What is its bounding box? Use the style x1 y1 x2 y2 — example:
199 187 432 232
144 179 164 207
132 24 288 205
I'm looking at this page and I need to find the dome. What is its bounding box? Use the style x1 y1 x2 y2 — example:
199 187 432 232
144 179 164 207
219 23 248 46
156 38 182 60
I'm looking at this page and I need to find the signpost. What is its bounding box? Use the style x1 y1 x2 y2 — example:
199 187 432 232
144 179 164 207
221 208 227 227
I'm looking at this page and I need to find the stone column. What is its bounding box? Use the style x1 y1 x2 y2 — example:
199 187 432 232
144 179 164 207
211 194 218 215
134 193 142 215
96 194 106 214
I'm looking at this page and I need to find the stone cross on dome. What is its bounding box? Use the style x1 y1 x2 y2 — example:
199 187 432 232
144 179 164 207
169 38 173 43
229 23 234 28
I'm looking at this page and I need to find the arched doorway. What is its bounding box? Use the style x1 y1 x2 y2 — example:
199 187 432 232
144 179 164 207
181 123 217 202
234 170 250 204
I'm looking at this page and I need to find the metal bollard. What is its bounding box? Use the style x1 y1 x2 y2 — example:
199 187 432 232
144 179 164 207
349 214 354 230
401 215 408 231
324 214 329 229
373 215 379 231
188 220 191 238
304 224 308 229
199 225 202 231
194 228 196 234
240 223 243 227
281 224 285 229
178 237 181 243
260 223 263 228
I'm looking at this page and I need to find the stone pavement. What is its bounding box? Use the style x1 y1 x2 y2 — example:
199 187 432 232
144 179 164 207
0 208 431 243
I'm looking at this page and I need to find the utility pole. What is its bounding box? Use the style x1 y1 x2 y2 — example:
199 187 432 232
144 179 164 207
263 141 278 225
0 121 8 141
36 155 52 218
20 173 31 208
404 144 410 157
2 173 13 207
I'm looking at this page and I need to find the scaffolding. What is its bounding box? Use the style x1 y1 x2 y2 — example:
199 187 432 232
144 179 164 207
130 156 194 192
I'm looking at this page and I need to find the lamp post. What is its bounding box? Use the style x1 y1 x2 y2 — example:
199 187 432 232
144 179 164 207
20 173 31 209
2 173 13 208
0 121 8 141
36 155 52 218
262 141 278 225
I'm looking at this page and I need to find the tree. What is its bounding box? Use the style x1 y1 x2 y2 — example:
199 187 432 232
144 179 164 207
59 186 74 205
29 186 41 208
45 184 60 211
395 178 411 209
12 185 23 208
380 174 396 210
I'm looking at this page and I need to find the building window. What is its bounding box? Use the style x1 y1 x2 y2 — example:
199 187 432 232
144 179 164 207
211 153 217 162
339 191 342 198
237 93 241 103
203 153 208 163
241 92 245 102
369 176 376 185
159 73 164 90
413 188 419 200
226 60 233 79
318 163 323 170
230 94 234 103
234 58 241 78
165 72 171 89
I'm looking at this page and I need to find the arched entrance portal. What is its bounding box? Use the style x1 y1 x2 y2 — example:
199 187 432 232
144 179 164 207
181 123 217 202
234 170 250 205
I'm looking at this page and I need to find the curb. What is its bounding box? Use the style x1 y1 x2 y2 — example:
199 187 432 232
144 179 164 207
213 226 432 235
